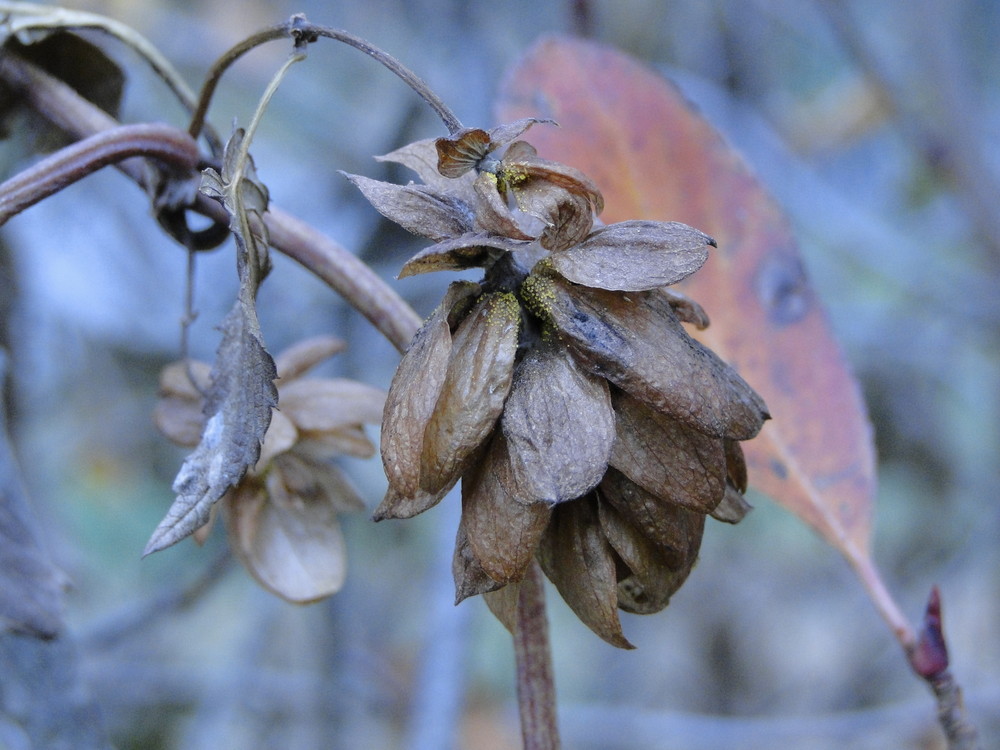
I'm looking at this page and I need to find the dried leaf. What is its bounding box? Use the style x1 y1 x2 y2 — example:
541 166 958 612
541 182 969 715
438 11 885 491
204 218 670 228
537 497 633 649
501 338 614 503
711 485 753 524
0 31 123 147
541 276 768 440
376 282 479 519
255 408 297 468
549 221 712 291
659 289 710 329
462 434 551 583
498 35 876 565
145 130 278 555
343 173 472 241
419 292 520 496
609 390 726 514
275 336 346 381
278 379 385 431
223 453 356 603
471 172 537 240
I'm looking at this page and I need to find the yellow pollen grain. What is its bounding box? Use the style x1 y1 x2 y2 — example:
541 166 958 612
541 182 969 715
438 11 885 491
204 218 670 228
520 273 557 322
485 292 521 329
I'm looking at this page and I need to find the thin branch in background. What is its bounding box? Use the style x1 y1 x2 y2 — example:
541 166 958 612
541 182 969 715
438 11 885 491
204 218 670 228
818 0 1000 264
80 547 233 653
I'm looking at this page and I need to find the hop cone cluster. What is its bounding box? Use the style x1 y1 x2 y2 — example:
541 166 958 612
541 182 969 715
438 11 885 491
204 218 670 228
347 120 769 646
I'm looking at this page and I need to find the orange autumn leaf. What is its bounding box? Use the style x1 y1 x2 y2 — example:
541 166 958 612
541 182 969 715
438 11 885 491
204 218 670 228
496 36 875 564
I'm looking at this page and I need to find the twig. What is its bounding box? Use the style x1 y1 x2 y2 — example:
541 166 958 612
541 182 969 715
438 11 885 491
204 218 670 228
0 123 199 225
188 14 463 140
0 49 422 353
514 561 560 750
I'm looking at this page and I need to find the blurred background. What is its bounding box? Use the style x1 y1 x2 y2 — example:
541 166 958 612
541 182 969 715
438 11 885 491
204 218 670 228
1 0 998 748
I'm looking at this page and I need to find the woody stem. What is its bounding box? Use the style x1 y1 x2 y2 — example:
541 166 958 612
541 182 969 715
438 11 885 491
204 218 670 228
514 561 561 750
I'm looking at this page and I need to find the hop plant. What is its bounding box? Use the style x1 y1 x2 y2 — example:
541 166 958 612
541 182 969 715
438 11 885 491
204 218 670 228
154 336 384 604
347 120 769 647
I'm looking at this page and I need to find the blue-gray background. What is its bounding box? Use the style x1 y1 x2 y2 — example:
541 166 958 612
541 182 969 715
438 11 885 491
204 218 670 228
1 1 997 748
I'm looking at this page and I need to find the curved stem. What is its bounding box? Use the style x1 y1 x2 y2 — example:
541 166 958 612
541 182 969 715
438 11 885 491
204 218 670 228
188 14 463 141
0 50 422 353
0 123 199 225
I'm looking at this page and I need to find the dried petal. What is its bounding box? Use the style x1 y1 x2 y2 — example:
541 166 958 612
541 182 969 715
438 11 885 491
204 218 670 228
223 454 353 604
500 141 604 215
279 379 385 431
472 172 536 240
154 393 206 447
436 128 493 178
483 581 521 635
609 391 726 514
487 118 553 149
377 138 477 194
659 288 710 329
399 232 528 279
344 173 472 241
298 426 376 459
724 438 748 493
377 282 480 519
540 276 768 439
537 497 634 649
515 182 594 251
598 498 700 614
549 221 711 291
462 434 551 583
501 338 614 504
599 467 705 554
274 336 346 381
256 408 298 468
711 484 753 523
453 516 504 603
158 360 212 399
420 292 520 496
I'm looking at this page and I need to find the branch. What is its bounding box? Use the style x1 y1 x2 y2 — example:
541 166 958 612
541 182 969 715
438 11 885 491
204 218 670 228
514 561 560 750
0 49 421 352
0 123 199 225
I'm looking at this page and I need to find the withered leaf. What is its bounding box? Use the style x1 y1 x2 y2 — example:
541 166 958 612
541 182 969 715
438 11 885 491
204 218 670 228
224 452 360 603
146 129 277 556
609 390 726 514
598 498 700 615
537 497 634 649
274 336 346 381
343 173 472 241
501 338 614 504
545 277 768 440
453 516 505 604
376 282 480 520
549 221 712 291
398 232 527 279
515 182 594 252
501 140 605 216
462 434 551 583
256 408 297 468
659 288 710 330
420 292 520 496
599 467 705 554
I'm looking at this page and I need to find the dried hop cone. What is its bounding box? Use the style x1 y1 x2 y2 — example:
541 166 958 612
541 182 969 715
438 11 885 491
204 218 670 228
155 336 385 604
346 120 769 647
